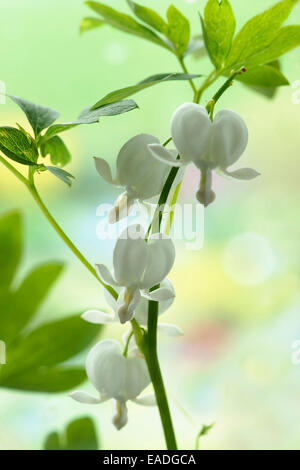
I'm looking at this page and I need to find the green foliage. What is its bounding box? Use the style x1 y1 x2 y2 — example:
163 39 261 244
85 1 171 50
166 5 190 56
80 17 105 34
0 211 101 392
85 1 192 57
224 0 299 70
45 166 75 186
91 73 201 109
236 62 289 88
127 0 168 35
44 417 99 450
9 95 60 137
41 136 71 167
201 0 236 69
0 126 38 165
40 100 138 143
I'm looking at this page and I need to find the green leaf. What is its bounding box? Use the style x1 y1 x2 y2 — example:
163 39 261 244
65 417 98 450
80 17 105 34
9 95 60 136
45 166 75 186
195 423 215 450
41 99 138 142
40 136 71 167
235 63 289 87
225 0 298 69
44 432 61 450
0 127 38 165
166 5 190 56
0 211 22 291
245 25 300 68
85 1 171 50
91 73 201 109
202 0 236 69
0 315 101 392
0 263 64 342
44 417 99 450
0 366 87 393
127 0 168 35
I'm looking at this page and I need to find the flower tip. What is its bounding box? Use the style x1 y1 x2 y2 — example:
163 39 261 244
196 188 216 207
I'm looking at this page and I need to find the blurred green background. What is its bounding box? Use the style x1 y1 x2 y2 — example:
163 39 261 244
0 0 300 450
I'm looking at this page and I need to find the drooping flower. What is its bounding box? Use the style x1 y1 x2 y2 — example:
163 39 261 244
70 339 154 430
95 224 175 324
82 278 183 337
148 103 259 206
94 134 170 223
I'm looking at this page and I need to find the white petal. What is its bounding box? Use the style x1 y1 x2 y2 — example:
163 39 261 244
132 393 157 406
113 224 147 286
82 310 116 325
117 287 141 324
108 191 135 224
148 144 184 167
124 353 151 400
104 286 120 311
171 103 211 165
209 109 248 168
116 134 169 199
143 286 175 302
69 391 102 404
157 323 184 337
94 157 115 185
112 400 128 430
86 339 126 400
222 167 260 180
95 264 118 287
140 234 175 289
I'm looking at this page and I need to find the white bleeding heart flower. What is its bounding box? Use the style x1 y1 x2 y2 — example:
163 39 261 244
94 224 176 324
70 339 154 430
0 340 6 365
148 103 259 205
82 278 183 338
94 134 170 223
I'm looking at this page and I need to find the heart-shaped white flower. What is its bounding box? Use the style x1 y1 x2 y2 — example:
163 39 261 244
70 339 154 430
94 134 170 223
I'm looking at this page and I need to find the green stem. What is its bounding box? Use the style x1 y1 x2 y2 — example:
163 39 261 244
145 299 177 450
0 156 117 300
177 56 197 95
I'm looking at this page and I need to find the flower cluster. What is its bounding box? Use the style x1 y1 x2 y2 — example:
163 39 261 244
71 102 257 430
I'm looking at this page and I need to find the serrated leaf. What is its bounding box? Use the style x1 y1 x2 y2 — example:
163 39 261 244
80 17 105 34
236 63 289 87
85 1 171 50
0 263 64 343
66 417 98 450
0 211 22 291
127 0 168 35
45 166 75 186
225 0 298 70
9 95 60 137
0 366 87 393
202 0 236 69
41 136 71 167
166 5 190 56
40 99 138 143
91 73 201 109
0 127 38 165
